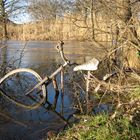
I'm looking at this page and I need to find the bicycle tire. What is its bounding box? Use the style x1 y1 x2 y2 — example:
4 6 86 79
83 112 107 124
0 68 46 110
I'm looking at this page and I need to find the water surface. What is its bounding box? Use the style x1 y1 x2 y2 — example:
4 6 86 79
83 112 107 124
0 40 97 139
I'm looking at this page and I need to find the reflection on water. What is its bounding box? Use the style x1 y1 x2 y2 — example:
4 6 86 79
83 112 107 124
0 41 96 139
4 40 100 68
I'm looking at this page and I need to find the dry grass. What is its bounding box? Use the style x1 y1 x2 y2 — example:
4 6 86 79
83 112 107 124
4 17 90 41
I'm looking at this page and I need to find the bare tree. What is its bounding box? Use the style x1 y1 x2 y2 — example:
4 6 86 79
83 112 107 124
0 0 25 39
28 0 66 21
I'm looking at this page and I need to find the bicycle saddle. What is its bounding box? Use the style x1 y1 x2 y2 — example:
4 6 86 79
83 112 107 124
73 58 99 71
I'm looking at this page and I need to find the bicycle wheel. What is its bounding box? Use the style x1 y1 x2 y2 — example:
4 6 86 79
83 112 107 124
0 68 46 109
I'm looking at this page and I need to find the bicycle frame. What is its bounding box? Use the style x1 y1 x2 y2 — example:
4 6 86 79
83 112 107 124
0 41 70 125
26 41 70 96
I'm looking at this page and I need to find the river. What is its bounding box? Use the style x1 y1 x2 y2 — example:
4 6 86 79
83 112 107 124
0 40 100 140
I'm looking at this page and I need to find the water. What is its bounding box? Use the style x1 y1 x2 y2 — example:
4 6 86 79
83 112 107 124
0 40 98 140
4 41 95 68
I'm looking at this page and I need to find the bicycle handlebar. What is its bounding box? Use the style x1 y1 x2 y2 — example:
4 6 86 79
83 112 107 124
55 41 70 65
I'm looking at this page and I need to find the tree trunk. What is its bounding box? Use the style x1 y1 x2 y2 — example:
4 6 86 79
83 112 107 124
117 0 140 69
1 0 8 39
91 0 95 40
3 18 8 39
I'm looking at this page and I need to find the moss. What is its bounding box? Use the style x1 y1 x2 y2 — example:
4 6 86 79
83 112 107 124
130 86 140 100
56 115 140 140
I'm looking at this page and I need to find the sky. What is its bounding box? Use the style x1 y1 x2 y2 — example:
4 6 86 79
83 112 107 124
9 0 32 24
11 13 32 24
9 0 75 24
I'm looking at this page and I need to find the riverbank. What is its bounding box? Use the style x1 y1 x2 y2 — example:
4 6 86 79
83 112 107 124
2 19 89 41
46 69 140 140
48 57 140 139
0 40 140 140
52 114 140 140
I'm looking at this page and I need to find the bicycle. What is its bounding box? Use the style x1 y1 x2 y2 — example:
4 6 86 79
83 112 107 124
0 41 70 124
